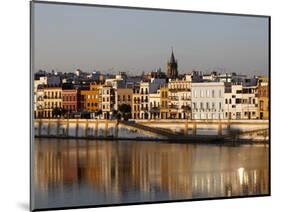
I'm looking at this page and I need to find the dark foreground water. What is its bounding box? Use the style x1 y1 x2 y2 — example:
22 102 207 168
33 138 269 209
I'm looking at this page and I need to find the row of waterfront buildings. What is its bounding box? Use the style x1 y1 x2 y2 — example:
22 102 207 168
34 51 269 120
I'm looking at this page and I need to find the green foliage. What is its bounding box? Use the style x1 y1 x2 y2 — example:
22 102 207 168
118 104 132 120
52 107 66 118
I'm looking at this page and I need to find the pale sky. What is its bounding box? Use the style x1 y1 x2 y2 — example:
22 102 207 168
33 2 269 76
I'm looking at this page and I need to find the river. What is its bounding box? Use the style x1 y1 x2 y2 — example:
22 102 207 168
32 138 269 209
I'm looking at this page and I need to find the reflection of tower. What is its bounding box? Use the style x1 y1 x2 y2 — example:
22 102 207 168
166 48 178 79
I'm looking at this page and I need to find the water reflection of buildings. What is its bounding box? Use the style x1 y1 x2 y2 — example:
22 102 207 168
34 139 269 202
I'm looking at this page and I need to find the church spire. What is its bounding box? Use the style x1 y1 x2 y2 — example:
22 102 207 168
170 47 176 64
166 48 178 79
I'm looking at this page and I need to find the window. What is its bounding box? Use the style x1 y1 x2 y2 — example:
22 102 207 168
200 102 204 109
236 112 241 119
260 100 264 110
192 103 196 109
225 99 228 104
236 98 242 104
201 90 204 98
212 90 215 98
229 98 232 104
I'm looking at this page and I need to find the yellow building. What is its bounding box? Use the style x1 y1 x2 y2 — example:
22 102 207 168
160 85 169 119
257 76 269 119
80 83 101 112
43 86 62 118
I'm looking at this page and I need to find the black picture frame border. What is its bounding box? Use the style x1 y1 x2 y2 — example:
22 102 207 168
30 0 271 211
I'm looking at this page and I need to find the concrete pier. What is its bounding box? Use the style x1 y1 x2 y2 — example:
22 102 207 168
34 118 269 142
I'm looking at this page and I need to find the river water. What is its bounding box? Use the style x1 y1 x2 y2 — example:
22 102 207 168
32 138 269 209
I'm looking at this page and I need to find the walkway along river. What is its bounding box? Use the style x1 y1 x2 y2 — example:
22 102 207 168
34 119 269 144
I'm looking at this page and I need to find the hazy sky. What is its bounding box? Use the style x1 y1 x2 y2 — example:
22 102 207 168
33 2 269 76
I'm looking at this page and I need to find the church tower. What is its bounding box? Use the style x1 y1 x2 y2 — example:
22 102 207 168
166 49 178 79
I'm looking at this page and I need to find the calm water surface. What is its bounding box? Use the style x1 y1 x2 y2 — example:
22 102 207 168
33 138 269 209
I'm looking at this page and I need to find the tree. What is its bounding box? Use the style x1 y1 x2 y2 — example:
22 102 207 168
118 104 131 121
52 107 61 118
95 109 102 118
111 110 118 119
52 107 67 118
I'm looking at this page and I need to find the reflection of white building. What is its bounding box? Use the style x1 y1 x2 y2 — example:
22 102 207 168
191 82 224 120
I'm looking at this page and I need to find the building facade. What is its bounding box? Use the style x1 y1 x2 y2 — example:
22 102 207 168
42 86 62 118
80 83 100 112
224 84 243 120
115 88 133 111
160 85 169 119
191 82 224 120
240 86 258 119
132 86 141 119
100 85 115 119
256 76 269 119
148 90 161 119
168 79 192 119
62 87 80 115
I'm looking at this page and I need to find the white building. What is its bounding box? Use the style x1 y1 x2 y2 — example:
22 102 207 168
139 78 166 119
100 85 115 119
224 84 258 120
191 82 224 120
224 84 243 119
139 82 149 119
148 90 161 119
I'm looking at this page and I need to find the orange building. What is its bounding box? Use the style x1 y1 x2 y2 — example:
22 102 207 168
80 83 101 112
